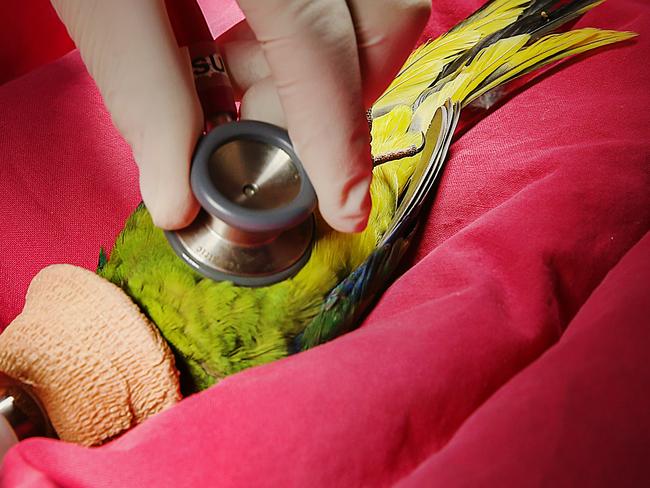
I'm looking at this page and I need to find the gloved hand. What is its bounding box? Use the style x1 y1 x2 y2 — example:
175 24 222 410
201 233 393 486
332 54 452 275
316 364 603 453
50 0 431 232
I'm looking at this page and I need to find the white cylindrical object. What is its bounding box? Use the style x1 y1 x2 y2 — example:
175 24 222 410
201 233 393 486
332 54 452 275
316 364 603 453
0 413 18 463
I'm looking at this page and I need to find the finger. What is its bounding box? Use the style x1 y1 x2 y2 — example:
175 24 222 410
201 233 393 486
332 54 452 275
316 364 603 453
221 38 271 99
348 0 432 107
240 77 286 127
214 20 273 101
50 0 203 229
218 22 282 124
218 25 287 134
236 0 372 232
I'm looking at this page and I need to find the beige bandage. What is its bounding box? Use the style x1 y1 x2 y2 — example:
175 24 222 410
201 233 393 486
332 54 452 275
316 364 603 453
0 264 181 446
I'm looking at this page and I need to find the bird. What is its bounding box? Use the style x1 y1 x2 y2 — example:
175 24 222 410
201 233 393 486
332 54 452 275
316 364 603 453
97 0 635 392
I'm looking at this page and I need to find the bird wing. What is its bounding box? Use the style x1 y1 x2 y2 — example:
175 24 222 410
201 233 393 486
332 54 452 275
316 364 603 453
298 0 635 350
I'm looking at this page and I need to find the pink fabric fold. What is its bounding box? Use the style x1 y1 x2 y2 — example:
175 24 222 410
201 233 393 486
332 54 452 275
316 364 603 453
0 1 648 486
397 232 650 487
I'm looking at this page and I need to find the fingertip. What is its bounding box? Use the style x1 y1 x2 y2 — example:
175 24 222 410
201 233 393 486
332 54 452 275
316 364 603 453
317 171 373 234
297 116 373 233
147 197 200 231
240 77 286 127
141 180 200 231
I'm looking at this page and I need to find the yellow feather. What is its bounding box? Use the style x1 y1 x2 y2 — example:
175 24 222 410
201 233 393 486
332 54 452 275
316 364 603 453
371 105 423 156
372 34 478 117
471 29 637 102
409 74 469 133
372 0 532 118
451 0 531 36
454 34 531 99
410 34 530 128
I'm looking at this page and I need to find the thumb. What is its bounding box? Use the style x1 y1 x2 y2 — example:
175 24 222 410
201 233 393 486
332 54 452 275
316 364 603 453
51 0 202 229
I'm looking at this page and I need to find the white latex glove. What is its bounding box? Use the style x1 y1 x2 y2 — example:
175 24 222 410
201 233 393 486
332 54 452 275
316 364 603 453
51 0 431 232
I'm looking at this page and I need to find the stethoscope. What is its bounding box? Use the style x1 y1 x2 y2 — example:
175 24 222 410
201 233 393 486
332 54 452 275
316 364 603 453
164 41 316 286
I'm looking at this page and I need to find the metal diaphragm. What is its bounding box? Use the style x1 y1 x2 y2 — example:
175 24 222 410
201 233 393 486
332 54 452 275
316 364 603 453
166 120 316 287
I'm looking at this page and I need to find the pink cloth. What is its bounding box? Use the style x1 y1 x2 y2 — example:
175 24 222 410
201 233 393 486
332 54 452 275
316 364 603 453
0 1 74 85
1 1 649 486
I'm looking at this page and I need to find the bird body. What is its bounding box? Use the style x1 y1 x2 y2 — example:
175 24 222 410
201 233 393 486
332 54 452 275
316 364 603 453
98 0 634 391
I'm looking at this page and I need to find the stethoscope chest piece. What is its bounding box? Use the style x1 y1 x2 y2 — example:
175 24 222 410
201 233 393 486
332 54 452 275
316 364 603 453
166 120 316 287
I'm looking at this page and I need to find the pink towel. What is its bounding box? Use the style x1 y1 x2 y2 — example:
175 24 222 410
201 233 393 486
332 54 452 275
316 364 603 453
0 1 648 486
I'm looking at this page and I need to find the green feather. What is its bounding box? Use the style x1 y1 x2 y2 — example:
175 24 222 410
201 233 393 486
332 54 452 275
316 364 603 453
96 247 108 273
